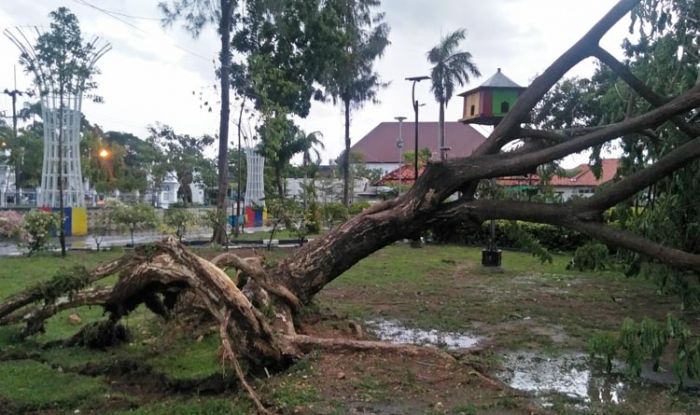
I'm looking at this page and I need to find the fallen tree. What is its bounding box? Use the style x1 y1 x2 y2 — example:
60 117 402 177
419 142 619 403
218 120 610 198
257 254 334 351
1 0 699 412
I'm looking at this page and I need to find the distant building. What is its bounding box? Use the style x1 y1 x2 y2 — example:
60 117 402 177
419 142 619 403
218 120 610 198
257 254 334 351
499 159 620 201
376 164 426 186
156 172 205 208
0 162 13 207
285 177 369 204
349 121 487 174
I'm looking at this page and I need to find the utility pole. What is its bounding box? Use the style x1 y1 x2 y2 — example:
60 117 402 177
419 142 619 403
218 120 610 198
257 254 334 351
405 76 429 183
3 66 27 205
394 116 406 194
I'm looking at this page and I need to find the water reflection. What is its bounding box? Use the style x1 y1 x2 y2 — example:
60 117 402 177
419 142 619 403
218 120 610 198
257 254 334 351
498 352 627 405
365 318 482 350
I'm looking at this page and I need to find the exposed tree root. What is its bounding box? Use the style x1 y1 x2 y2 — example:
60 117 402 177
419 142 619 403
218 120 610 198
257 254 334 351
285 334 462 361
219 313 271 415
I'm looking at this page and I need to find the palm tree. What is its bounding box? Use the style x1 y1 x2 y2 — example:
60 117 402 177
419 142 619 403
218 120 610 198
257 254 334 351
300 131 324 175
259 120 324 198
427 29 480 161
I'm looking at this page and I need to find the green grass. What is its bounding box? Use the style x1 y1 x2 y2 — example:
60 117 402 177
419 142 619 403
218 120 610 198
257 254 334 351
230 229 320 242
113 397 252 415
0 359 106 410
0 241 687 414
0 250 123 298
149 333 222 380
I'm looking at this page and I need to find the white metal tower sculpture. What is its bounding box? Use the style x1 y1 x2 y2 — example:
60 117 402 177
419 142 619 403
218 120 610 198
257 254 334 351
244 147 265 208
4 27 110 208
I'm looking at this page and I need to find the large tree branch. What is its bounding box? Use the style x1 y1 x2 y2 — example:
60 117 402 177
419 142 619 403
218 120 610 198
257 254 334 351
579 136 700 211
593 46 700 137
431 199 700 272
478 0 641 152
437 85 700 200
0 255 133 321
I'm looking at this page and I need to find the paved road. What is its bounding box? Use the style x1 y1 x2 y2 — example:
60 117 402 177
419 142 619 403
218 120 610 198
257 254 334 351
0 227 280 256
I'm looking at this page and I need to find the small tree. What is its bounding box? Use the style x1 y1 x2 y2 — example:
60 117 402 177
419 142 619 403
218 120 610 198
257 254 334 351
110 203 159 246
0 211 24 241
164 208 198 242
89 208 112 251
22 210 60 256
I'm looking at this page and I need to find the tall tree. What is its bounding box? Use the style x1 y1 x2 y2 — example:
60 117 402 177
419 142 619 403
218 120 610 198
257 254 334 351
160 0 237 242
427 29 481 161
321 0 389 206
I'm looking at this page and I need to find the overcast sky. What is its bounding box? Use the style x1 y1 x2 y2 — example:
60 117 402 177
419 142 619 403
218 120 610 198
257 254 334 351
0 1 630 167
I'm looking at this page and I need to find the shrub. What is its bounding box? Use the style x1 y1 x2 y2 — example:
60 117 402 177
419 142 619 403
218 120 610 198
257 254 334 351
0 210 24 240
433 219 590 252
109 202 158 246
322 202 348 228
164 208 198 241
570 242 609 271
22 210 60 255
348 201 370 215
202 208 226 235
304 201 322 234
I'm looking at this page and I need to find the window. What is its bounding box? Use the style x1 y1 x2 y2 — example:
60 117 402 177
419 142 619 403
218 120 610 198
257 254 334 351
500 101 510 113
470 105 475 116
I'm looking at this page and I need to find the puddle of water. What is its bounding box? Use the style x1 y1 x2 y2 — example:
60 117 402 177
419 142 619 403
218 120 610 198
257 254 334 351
365 318 482 350
497 352 627 406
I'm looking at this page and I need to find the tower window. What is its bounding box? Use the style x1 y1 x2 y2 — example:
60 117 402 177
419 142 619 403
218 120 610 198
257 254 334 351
500 101 510 113
470 105 475 116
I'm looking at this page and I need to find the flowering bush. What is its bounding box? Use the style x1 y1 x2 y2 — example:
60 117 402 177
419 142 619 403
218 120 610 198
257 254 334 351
23 210 61 255
0 210 24 240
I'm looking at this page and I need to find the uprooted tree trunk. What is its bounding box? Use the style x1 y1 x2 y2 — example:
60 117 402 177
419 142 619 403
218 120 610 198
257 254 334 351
3 0 700 412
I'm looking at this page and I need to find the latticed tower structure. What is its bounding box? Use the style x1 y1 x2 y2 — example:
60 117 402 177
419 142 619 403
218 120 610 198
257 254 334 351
4 27 110 207
244 147 265 208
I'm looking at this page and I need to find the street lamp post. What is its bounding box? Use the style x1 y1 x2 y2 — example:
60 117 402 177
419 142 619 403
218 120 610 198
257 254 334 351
406 76 429 183
394 116 406 193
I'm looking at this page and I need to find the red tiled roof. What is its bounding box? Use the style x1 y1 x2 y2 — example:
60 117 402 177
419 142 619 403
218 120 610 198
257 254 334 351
549 159 620 187
499 159 619 188
351 121 486 163
497 175 541 186
376 164 426 185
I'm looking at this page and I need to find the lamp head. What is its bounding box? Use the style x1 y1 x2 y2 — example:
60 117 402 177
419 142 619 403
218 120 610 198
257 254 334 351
405 76 430 82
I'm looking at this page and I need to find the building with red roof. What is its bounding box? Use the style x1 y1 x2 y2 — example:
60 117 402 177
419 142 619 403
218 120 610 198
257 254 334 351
498 159 620 200
349 121 486 174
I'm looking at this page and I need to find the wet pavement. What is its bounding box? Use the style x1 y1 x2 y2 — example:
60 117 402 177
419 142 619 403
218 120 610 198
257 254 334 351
0 227 279 256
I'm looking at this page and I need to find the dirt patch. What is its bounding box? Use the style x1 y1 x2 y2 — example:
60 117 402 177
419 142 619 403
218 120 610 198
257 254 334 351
305 350 531 414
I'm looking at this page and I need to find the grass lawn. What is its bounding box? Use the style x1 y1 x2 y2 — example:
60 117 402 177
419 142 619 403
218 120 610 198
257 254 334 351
229 229 321 242
0 243 697 414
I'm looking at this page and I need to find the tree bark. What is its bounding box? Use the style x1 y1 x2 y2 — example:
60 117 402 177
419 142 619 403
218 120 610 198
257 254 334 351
342 96 351 207
212 0 234 245
439 99 446 160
